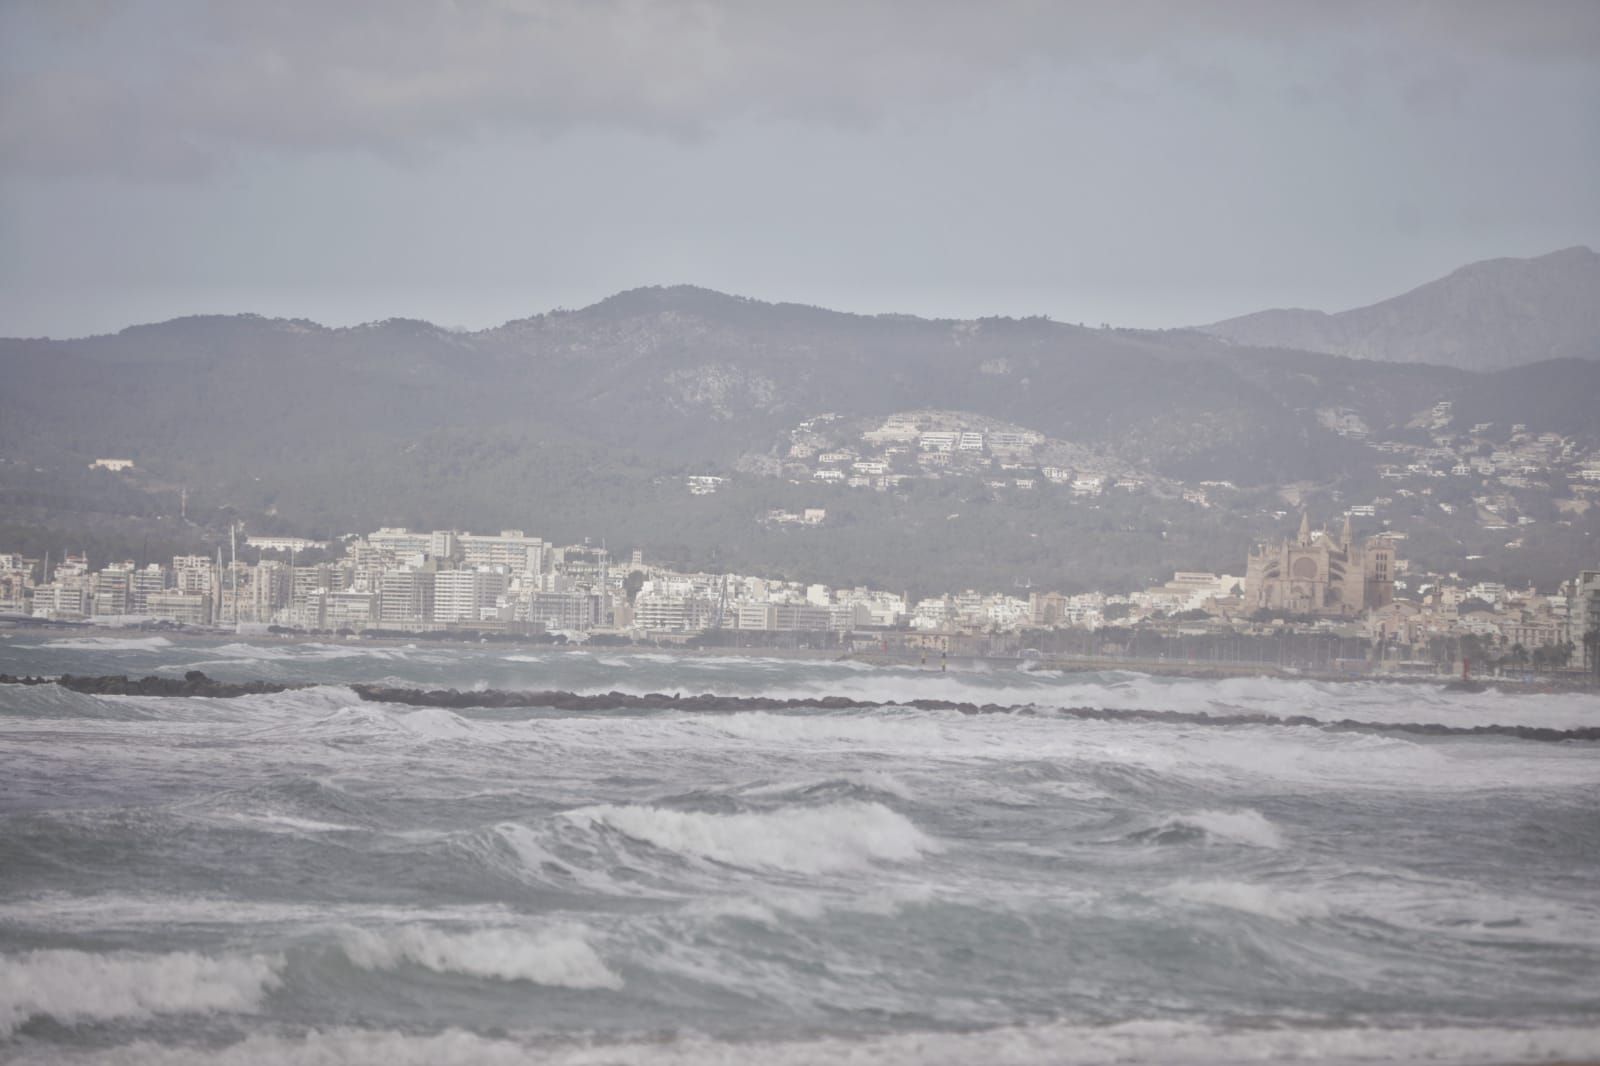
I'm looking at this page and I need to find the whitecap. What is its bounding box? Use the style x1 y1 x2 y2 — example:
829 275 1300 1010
35 635 173 652
336 923 621 989
0 948 283 1036
16 1020 1600 1066
562 800 939 875
1179 808 1285 848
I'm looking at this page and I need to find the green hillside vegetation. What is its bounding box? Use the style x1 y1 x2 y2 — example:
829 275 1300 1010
3 287 1598 592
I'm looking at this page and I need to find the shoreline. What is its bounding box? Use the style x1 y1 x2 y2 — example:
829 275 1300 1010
4 621 1596 694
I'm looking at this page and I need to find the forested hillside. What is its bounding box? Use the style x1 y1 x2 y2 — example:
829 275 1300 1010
4 286 1598 592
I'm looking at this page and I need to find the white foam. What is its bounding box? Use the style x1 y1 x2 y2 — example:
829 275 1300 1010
0 895 518 932
36 635 173 652
1176 808 1285 848
389 707 483 741
13 1021 1600 1066
844 771 917 800
100 683 361 721
3 1029 536 1066
488 822 637 895
554 1020 1600 1066
200 642 304 661
221 812 361 834
1162 879 1332 923
0 948 282 1036
738 770 917 803
571 667 1600 731
701 710 947 748
337 923 621 989
563 800 939 874
200 641 423 662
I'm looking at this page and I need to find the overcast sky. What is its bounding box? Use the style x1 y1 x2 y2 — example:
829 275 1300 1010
2 1 1597 338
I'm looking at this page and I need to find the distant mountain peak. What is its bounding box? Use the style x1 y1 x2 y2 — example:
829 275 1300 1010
1198 246 1600 370
113 313 328 340
579 284 763 316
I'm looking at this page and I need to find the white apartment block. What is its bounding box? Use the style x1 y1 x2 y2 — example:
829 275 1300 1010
369 528 433 556
144 591 211 626
31 582 90 620
91 564 134 617
379 568 435 628
524 590 594 630
432 568 509 624
247 535 329 553
460 531 545 574
172 555 214 596
634 591 712 633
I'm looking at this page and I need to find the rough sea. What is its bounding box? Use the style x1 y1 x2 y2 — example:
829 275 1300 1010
2 633 1597 1065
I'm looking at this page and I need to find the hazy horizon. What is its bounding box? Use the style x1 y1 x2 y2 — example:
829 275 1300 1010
1 242 1592 343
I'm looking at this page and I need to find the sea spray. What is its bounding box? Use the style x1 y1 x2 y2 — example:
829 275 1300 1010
0 949 283 1036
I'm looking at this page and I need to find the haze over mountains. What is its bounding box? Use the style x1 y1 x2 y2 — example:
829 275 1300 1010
1199 246 1600 371
2 248 1597 593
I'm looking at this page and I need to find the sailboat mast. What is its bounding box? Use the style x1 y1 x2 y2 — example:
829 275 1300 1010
230 523 239 630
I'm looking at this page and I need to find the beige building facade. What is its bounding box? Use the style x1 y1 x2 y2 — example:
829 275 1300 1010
1245 514 1396 618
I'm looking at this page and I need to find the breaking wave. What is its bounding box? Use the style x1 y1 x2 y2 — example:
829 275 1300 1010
561 800 939 875
4 635 1597 1063
0 948 283 1036
742 771 919 803
10 1020 1600 1066
207 641 425 662
562 668 1600 731
34 636 173 652
1128 808 1285 848
336 924 621 989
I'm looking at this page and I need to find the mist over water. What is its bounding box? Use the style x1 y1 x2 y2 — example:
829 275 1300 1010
2 636 1598 1064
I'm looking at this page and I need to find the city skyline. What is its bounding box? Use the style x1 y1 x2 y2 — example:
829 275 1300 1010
7 507 1597 678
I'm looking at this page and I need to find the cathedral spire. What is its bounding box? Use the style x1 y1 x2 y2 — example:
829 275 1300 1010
1298 511 1311 545
1341 513 1354 547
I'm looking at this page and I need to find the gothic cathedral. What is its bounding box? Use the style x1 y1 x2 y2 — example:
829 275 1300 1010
1244 513 1396 617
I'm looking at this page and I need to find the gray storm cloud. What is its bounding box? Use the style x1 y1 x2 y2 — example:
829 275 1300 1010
3 0 1598 339
4 0 1597 179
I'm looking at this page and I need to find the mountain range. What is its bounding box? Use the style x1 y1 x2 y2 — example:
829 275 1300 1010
1198 246 1600 371
2 248 1597 593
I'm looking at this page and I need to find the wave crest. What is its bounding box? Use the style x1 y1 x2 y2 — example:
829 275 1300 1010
0 948 282 1036
36 636 173 651
13 1021 1600 1066
1130 808 1284 848
336 924 621 989
1162 879 1331 922
562 800 939 875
